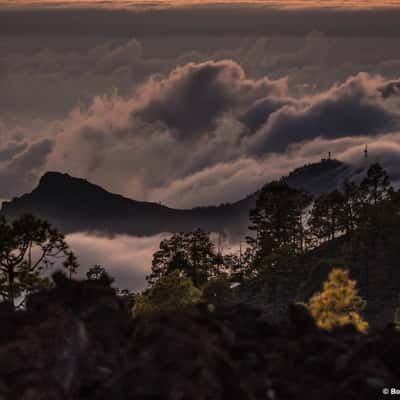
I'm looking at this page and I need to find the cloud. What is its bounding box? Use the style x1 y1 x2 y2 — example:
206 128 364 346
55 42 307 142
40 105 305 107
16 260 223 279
0 141 27 161
149 155 307 208
2 1 399 10
1 61 396 208
0 38 162 119
148 132 400 207
135 60 286 138
1 32 400 208
240 96 296 132
2 4 400 39
40 60 286 199
64 231 245 293
65 233 168 292
247 73 400 155
0 139 54 197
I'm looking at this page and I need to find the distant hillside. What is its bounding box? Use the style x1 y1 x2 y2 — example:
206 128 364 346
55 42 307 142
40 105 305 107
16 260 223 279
1 159 352 237
284 158 351 193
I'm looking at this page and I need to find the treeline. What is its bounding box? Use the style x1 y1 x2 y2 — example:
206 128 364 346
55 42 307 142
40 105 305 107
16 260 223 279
144 162 398 286
1 162 399 331
134 162 400 330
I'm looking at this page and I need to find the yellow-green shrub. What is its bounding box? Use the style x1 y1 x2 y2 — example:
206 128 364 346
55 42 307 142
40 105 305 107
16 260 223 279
307 268 368 332
132 271 202 317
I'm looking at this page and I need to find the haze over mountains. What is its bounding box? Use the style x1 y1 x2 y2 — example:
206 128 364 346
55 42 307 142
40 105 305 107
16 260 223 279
1 158 353 238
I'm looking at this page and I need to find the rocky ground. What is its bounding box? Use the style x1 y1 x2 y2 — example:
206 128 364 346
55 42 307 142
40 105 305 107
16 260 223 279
0 275 399 400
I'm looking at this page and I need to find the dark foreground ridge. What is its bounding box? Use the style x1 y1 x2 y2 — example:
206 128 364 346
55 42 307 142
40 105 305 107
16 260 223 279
0 276 397 400
1 159 351 237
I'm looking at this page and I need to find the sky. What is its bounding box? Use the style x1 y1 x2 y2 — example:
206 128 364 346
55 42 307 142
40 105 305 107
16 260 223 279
1 1 400 9
0 1 398 7
1 0 400 288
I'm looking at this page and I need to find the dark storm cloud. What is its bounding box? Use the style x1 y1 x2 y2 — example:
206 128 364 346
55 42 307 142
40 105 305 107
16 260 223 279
240 96 295 132
137 62 236 136
135 60 286 138
247 74 400 155
128 63 400 160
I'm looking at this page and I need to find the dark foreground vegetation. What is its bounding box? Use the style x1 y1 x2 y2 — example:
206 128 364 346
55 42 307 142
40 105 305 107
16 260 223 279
1 161 400 398
0 276 399 400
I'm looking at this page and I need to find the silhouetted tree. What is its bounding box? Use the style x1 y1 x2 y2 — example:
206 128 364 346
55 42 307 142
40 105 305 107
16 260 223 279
247 181 311 265
243 182 311 316
224 247 255 284
360 163 391 209
0 214 72 308
309 190 345 244
358 163 394 236
63 251 79 279
355 163 396 301
341 179 361 236
147 229 218 287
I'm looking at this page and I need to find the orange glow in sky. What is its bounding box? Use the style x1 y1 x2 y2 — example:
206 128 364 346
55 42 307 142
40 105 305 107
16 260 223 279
1 0 399 9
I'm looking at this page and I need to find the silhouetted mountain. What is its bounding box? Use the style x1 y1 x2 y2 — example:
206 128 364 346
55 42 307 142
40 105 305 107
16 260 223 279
1 159 352 237
284 158 351 193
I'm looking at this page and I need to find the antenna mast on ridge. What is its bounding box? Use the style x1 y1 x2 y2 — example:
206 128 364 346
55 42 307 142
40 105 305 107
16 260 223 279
363 144 369 169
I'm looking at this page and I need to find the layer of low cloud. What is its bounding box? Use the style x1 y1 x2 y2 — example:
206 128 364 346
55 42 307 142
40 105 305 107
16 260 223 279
65 233 168 292
64 231 243 292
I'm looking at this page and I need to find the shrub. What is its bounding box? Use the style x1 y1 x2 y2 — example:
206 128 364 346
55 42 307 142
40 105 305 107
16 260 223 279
307 268 368 332
132 271 201 317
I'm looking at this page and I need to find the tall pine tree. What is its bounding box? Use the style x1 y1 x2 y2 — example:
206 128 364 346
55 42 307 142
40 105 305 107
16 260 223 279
147 229 218 287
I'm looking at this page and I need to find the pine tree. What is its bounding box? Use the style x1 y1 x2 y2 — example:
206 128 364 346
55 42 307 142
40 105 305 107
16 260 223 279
307 268 368 332
224 246 256 284
309 190 345 244
0 214 73 308
63 251 79 280
360 163 391 209
147 229 218 287
359 163 394 236
341 179 361 236
247 180 311 264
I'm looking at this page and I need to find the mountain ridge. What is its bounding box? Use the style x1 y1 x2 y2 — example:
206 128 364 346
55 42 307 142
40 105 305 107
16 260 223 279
1 159 353 238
